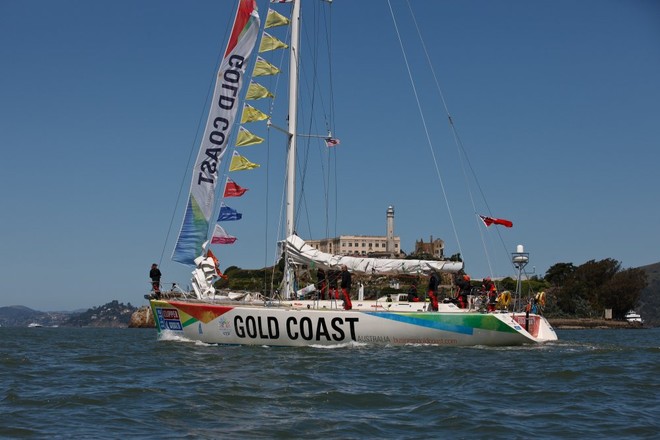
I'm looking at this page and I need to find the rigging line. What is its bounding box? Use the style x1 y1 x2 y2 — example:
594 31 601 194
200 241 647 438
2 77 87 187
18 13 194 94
158 19 231 266
303 1 335 241
269 139 288 299
266 133 283 298
246 28 284 288
322 0 335 134
298 0 338 240
295 1 334 240
333 148 338 238
317 3 333 240
405 0 510 276
325 0 337 239
317 3 338 241
295 3 320 239
450 122 512 276
297 112 328 242
387 0 463 259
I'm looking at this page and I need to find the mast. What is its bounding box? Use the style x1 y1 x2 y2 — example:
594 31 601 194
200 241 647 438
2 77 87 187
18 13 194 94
283 0 301 299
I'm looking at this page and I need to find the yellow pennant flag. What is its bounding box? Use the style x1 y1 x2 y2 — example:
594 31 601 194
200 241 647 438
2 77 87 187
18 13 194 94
253 56 280 76
246 81 274 100
229 151 260 171
241 104 268 123
236 126 264 147
265 9 290 29
259 32 288 53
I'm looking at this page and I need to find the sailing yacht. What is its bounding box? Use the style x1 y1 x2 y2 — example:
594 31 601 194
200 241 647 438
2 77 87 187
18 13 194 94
148 0 557 347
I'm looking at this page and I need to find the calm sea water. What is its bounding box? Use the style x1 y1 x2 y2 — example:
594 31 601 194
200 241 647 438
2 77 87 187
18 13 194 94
1 326 658 439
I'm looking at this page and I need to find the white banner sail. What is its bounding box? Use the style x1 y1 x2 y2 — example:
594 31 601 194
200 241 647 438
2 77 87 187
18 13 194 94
173 0 261 264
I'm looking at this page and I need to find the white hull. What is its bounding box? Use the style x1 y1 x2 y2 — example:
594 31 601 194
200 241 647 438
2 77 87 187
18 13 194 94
150 298 557 347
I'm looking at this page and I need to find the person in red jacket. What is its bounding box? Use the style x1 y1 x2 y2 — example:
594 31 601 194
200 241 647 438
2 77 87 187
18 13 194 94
427 271 440 311
455 274 471 309
340 265 352 310
482 277 498 312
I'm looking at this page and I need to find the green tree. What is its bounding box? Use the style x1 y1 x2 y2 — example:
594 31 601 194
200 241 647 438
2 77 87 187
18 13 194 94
598 268 647 319
544 262 576 286
549 258 646 319
498 277 516 292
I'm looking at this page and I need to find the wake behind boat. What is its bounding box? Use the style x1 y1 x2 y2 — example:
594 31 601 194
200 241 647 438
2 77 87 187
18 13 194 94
148 0 557 347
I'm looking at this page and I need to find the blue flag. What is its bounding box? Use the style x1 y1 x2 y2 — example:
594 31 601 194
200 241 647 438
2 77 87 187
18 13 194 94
217 203 243 221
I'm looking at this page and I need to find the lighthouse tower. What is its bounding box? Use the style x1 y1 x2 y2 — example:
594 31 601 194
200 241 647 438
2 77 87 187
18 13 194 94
386 205 395 255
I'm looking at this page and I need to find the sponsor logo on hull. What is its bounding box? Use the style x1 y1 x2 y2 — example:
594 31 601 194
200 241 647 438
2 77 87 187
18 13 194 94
156 308 183 331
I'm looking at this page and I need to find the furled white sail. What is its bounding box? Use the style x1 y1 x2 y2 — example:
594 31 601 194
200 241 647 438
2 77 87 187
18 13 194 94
283 235 463 276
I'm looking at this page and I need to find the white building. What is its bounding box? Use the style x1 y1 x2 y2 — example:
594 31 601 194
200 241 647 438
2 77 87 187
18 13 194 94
306 206 402 257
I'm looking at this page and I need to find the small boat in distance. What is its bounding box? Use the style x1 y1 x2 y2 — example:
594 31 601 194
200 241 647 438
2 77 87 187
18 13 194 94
28 323 43 328
624 310 643 324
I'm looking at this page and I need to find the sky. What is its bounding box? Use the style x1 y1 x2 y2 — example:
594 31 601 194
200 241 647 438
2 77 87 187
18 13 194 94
1 0 658 311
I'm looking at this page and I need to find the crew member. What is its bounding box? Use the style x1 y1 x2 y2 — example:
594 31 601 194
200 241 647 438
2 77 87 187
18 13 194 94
428 271 440 311
482 277 497 312
316 268 327 300
328 270 339 299
150 263 162 299
407 283 419 302
456 274 471 309
340 265 353 310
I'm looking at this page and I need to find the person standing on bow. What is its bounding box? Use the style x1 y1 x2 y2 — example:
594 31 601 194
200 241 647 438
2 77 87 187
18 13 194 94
427 270 440 311
149 263 162 299
339 265 353 310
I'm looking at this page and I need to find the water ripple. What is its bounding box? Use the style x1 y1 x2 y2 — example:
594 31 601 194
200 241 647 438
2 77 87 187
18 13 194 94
0 327 658 439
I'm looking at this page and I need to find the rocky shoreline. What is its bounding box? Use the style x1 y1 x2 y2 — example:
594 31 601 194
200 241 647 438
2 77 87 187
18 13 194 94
548 318 645 329
128 306 155 328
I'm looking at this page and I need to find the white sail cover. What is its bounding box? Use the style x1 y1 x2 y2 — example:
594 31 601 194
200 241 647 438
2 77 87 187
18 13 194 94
283 235 463 276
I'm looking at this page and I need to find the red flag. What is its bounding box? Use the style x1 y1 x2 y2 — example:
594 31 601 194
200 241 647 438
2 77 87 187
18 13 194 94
223 178 248 197
211 224 238 244
206 249 227 279
325 138 340 147
479 215 513 228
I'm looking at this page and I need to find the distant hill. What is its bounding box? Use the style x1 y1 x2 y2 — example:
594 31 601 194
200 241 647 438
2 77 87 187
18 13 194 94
639 262 660 326
0 305 72 327
0 301 138 328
